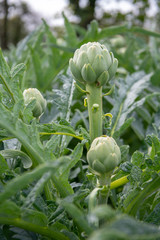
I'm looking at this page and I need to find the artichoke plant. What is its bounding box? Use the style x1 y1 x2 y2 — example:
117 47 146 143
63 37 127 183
87 136 121 176
69 42 118 86
23 88 47 118
69 42 118 143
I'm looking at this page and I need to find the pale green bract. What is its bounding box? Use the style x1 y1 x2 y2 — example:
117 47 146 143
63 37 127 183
23 88 47 118
87 136 121 176
69 42 118 86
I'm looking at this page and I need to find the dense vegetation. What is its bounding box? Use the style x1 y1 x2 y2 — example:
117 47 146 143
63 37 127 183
0 16 160 239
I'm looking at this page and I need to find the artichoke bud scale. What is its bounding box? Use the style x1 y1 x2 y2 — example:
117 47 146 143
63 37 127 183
81 63 96 84
97 71 109 87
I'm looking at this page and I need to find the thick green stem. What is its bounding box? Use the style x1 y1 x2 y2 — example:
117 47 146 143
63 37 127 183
86 84 102 142
98 174 111 205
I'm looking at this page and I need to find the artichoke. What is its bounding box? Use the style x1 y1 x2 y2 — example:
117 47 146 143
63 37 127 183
69 42 118 86
87 136 121 176
23 88 47 118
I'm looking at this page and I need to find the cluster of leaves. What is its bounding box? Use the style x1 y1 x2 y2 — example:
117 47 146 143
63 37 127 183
0 15 160 239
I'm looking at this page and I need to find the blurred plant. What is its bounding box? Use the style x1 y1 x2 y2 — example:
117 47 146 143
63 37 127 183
23 88 47 119
0 0 40 49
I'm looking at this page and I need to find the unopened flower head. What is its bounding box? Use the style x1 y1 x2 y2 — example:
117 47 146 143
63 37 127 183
23 88 46 118
69 42 118 86
87 136 121 176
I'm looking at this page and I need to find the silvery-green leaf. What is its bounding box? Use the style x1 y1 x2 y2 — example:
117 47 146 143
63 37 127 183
0 149 32 169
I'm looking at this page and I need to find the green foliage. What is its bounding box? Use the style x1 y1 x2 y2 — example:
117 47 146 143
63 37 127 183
0 17 160 239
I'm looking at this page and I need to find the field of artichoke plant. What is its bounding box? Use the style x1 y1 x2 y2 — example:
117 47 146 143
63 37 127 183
0 16 160 240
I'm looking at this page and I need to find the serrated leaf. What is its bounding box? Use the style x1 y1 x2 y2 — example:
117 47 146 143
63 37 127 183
129 165 142 184
0 149 32 169
120 162 133 173
11 63 25 79
75 109 89 131
0 154 9 177
0 159 65 202
50 222 68 232
0 98 81 198
0 201 21 218
136 106 152 124
83 20 99 42
89 215 160 240
131 151 144 167
146 134 160 160
61 201 92 235
61 229 79 240
60 143 83 180
110 215 160 238
63 13 78 47
54 70 76 149
111 72 152 137
22 172 52 208
15 25 44 60
131 116 145 140
151 135 160 154
89 229 127 240
153 190 160 209
120 145 129 162
54 71 75 121
30 47 44 89
57 143 84 196
0 50 25 106
39 121 76 135
9 227 37 240
0 49 10 82
0 103 54 166
124 175 160 216
113 117 134 138
22 209 48 227
145 203 160 225
98 24 160 40
45 134 61 153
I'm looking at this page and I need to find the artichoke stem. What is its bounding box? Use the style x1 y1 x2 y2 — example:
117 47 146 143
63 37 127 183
98 174 111 186
86 84 102 142
98 174 111 205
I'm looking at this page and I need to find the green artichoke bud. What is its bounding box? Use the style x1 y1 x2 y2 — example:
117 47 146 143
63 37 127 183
87 136 121 176
23 88 47 118
69 42 118 86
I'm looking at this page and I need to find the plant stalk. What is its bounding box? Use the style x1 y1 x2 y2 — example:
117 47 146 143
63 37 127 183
98 174 111 205
86 84 102 142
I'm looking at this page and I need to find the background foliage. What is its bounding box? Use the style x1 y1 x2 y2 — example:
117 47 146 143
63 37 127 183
1 0 160 49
